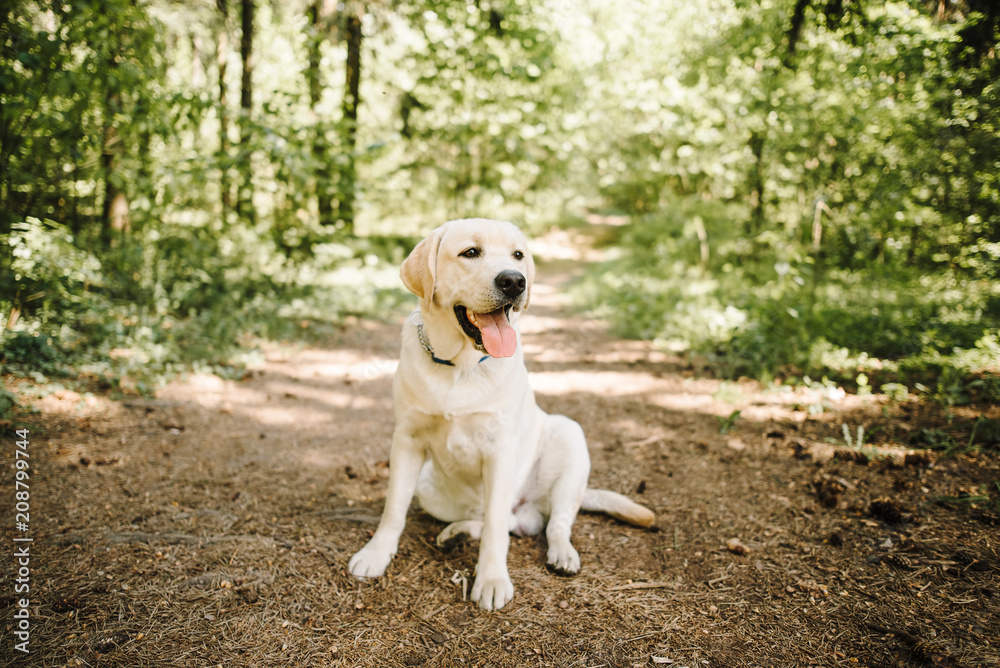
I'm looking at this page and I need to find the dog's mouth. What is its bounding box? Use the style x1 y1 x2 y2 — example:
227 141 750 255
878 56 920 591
454 304 517 358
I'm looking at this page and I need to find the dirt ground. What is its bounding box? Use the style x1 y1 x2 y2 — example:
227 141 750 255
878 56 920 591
2 226 999 668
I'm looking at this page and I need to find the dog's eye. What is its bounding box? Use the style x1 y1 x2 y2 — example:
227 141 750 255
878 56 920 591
460 248 481 259
513 251 524 261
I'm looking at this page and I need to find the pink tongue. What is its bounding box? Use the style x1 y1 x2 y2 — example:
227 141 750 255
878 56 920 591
475 309 517 358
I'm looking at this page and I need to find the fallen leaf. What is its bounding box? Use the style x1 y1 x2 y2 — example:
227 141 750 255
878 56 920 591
726 537 750 555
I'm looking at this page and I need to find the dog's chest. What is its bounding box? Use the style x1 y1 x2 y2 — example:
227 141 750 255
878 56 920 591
427 413 502 478
419 375 505 418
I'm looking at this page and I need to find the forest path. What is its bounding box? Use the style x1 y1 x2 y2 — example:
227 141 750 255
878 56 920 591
14 222 999 667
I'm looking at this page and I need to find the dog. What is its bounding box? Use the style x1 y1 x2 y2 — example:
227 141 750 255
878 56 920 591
348 218 655 611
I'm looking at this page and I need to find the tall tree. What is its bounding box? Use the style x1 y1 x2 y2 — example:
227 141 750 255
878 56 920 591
746 129 766 237
99 5 132 245
307 0 336 227
338 5 362 232
217 0 233 218
0 0 41 236
238 0 254 223
100 84 128 246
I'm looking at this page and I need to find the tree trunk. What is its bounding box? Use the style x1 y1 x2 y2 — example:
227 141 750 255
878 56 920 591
100 56 128 245
308 0 336 227
217 0 233 218
238 0 255 223
785 0 811 64
100 124 129 246
338 8 362 233
747 130 765 237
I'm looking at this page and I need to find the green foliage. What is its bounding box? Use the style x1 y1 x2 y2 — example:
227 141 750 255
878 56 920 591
1 0 166 230
840 424 868 451
2 214 409 388
2 0 999 394
0 388 18 426
717 409 741 435
832 423 894 462
0 331 64 375
365 0 570 226
881 382 909 403
577 1 1000 391
582 202 1000 386
0 1 418 386
913 416 1000 458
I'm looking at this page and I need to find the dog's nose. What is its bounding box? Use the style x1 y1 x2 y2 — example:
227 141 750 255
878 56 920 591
495 270 526 299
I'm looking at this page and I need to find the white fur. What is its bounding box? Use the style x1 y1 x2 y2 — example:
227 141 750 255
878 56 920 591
348 219 653 611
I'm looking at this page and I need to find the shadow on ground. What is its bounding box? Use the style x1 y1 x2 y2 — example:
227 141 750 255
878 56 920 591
1 229 998 667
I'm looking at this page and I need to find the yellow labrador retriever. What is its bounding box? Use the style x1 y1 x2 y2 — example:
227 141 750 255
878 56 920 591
349 218 654 611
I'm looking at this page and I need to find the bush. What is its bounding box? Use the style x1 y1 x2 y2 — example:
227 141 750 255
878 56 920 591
0 388 18 427
0 331 65 376
2 217 411 392
578 203 1000 392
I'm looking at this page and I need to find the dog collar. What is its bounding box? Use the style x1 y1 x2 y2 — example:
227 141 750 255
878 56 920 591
412 313 489 366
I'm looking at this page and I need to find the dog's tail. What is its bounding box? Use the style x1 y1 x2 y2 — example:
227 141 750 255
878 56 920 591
581 489 655 528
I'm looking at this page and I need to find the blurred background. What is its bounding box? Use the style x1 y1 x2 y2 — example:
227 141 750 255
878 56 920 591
1 0 998 399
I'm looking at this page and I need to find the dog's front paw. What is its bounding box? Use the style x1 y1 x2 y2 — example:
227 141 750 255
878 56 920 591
348 543 394 580
470 573 514 611
546 543 580 576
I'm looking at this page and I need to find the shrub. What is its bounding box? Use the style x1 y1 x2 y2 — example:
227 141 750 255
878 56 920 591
578 203 1000 392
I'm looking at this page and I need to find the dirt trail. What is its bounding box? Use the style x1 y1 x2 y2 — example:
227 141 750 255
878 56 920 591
2 225 999 667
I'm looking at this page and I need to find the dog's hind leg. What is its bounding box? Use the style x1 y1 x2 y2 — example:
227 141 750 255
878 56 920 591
540 415 590 576
511 502 544 537
436 520 483 549
437 503 542 551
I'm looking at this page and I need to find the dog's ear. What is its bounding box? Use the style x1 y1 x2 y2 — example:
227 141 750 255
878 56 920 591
400 226 443 300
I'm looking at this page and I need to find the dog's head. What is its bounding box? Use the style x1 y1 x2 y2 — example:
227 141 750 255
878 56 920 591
401 218 535 358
